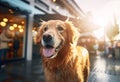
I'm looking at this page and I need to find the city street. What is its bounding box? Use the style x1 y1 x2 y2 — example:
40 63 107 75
0 54 120 82
89 55 120 82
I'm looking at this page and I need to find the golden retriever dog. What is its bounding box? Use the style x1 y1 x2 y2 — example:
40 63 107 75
36 20 90 82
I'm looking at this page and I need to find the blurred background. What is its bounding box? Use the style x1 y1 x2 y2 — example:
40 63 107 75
0 0 120 82
0 0 120 62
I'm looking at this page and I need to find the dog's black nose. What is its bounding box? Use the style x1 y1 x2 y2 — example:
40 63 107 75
43 34 53 42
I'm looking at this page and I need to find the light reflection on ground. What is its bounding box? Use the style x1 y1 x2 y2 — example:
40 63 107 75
89 55 120 82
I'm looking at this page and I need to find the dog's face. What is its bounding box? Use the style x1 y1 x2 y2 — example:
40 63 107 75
37 20 80 58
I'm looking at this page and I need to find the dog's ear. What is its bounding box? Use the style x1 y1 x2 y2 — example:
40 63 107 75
65 21 80 46
36 21 46 44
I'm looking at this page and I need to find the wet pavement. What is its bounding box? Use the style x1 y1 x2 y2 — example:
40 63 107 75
89 55 120 82
0 57 45 82
0 55 120 82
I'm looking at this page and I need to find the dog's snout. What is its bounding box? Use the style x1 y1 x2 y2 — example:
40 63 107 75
43 34 53 42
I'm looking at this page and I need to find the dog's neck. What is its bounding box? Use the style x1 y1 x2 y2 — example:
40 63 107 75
42 43 77 71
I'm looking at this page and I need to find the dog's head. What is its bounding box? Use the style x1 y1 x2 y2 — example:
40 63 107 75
36 20 80 58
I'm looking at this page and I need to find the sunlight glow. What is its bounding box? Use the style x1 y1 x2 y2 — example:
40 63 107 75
92 1 120 28
93 28 105 39
92 16 107 27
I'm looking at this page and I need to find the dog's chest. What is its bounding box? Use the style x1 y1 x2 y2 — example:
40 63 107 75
45 66 83 82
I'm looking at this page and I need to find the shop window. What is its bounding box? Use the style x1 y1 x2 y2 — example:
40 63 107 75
0 5 26 62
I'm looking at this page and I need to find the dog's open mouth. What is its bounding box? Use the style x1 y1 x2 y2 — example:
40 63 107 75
42 41 63 58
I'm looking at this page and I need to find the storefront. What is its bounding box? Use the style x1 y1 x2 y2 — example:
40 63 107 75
0 0 44 64
0 2 30 65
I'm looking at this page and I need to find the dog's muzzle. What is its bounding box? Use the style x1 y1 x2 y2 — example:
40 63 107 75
41 34 63 58
42 34 54 48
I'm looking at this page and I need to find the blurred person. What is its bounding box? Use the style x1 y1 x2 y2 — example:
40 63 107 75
111 41 116 59
93 40 99 55
108 41 116 59
0 28 13 68
13 36 20 58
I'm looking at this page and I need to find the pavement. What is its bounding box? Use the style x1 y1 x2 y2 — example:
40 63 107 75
0 55 120 82
89 55 120 82
0 57 45 82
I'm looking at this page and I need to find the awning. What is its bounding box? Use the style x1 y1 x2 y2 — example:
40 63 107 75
0 0 43 14
34 14 100 33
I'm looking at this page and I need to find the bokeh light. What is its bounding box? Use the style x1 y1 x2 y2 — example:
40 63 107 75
3 18 8 22
0 21 6 27
9 26 14 30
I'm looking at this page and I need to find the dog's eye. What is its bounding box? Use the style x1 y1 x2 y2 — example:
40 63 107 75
57 26 64 32
43 26 48 32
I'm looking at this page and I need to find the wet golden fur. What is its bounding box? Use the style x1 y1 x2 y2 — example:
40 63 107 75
36 20 90 82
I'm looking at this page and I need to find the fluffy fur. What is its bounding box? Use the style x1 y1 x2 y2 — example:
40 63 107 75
36 20 90 82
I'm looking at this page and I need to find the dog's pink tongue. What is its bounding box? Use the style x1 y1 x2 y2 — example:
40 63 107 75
43 48 55 57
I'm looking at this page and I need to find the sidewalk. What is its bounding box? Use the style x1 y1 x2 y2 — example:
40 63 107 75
0 55 120 82
89 55 120 82
0 57 45 82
